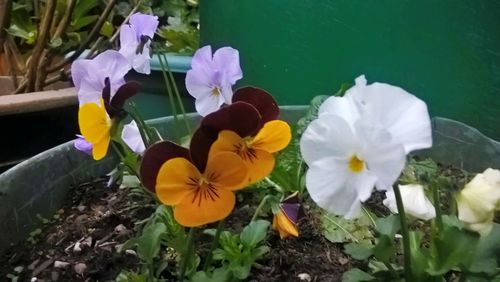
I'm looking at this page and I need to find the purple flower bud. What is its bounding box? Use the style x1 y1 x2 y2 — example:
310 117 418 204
74 135 93 155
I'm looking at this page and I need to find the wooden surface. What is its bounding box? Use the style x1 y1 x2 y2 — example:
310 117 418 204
0 87 77 115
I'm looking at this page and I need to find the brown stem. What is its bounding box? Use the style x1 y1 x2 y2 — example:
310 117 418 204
47 0 117 74
26 0 56 92
53 0 76 39
86 0 143 60
3 42 18 88
0 0 12 53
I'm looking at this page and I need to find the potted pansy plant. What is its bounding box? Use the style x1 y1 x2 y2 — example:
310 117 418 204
1 11 500 282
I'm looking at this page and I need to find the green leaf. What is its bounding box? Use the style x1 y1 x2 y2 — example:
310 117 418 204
240 220 270 248
467 223 500 275
372 235 395 263
375 215 401 237
136 222 167 263
427 226 480 275
231 264 252 280
6 25 36 44
344 243 374 260
73 0 99 20
191 267 230 282
321 210 374 243
49 37 63 48
100 20 114 38
72 15 99 31
342 268 375 282
115 271 148 282
408 231 432 281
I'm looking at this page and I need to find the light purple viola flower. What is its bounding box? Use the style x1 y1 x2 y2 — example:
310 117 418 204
119 13 159 75
121 120 146 155
185 45 243 116
74 135 93 155
72 50 131 105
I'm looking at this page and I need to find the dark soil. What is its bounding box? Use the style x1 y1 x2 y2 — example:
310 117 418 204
0 179 154 282
0 178 353 282
249 213 354 282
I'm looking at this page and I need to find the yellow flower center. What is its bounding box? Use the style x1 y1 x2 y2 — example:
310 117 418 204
212 87 221 97
348 155 365 173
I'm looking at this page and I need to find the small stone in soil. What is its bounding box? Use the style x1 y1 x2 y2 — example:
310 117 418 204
74 263 87 275
14 266 24 273
297 273 312 281
54 261 70 269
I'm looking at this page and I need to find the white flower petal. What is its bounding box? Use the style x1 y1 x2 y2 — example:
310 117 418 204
355 119 406 190
345 76 432 153
383 184 436 221
195 94 224 117
306 164 376 219
318 96 360 128
300 114 358 167
122 120 146 155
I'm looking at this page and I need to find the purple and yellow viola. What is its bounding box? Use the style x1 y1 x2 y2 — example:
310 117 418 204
78 79 140 160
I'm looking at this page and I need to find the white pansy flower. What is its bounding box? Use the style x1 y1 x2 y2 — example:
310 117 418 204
456 168 500 235
300 75 432 218
122 120 146 155
383 184 436 221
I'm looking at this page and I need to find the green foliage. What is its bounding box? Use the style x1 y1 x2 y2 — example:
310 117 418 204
7 3 37 44
155 0 199 54
210 220 270 280
321 210 374 243
116 271 148 282
342 268 375 282
269 128 304 194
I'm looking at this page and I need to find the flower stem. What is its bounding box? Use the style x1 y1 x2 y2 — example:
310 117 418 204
161 53 191 135
431 183 443 231
179 228 196 282
252 195 271 222
393 184 412 281
157 51 181 139
203 220 224 272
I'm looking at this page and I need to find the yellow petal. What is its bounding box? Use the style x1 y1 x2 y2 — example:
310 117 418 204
209 130 243 157
78 102 111 143
209 130 275 185
272 211 299 239
174 187 235 227
156 157 201 206
205 151 248 191
243 149 275 185
92 134 110 160
251 120 291 153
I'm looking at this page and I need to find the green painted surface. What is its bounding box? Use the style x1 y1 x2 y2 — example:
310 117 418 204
200 0 500 140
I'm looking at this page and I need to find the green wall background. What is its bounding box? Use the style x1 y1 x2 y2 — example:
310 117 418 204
200 0 500 141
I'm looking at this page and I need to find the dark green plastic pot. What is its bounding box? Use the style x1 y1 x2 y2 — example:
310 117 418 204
127 53 195 120
200 0 500 140
0 107 499 252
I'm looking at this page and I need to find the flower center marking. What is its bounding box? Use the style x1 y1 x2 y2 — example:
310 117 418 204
186 175 220 206
212 87 221 97
348 155 365 173
233 137 258 163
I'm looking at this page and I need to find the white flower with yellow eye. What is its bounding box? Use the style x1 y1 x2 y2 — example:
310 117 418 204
300 75 432 218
